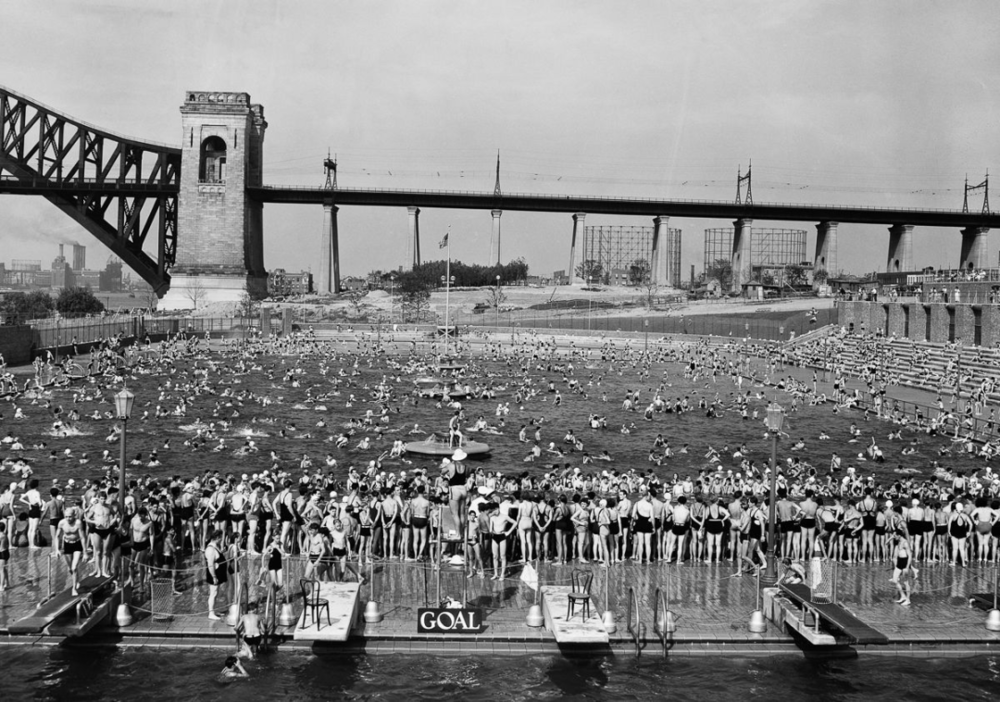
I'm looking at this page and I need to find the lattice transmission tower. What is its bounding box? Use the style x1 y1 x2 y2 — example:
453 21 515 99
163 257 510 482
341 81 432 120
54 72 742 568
963 172 989 215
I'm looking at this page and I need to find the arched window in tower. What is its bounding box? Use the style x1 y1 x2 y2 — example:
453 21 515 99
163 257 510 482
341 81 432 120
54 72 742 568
199 136 227 183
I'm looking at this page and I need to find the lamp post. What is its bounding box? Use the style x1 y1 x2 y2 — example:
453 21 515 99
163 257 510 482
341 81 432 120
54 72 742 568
389 274 396 326
114 386 135 626
763 402 784 582
495 275 501 330
587 276 594 331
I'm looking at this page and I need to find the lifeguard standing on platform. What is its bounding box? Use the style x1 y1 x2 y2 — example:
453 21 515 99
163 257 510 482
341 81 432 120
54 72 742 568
448 411 464 448
445 450 469 540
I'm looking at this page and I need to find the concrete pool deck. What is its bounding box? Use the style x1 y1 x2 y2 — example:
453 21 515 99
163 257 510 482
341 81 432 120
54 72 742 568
2 548 998 657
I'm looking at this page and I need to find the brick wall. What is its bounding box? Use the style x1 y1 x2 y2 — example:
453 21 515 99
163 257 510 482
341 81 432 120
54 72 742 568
886 303 906 337
838 301 1000 347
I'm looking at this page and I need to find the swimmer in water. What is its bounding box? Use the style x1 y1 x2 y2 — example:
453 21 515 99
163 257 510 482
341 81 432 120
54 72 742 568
220 655 248 679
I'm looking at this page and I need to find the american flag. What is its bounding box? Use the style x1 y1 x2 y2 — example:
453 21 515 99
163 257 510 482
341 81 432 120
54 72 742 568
439 233 449 249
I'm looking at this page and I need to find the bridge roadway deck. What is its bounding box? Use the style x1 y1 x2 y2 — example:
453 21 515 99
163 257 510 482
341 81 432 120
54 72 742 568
250 185 1000 228
5 171 998 228
2 548 998 655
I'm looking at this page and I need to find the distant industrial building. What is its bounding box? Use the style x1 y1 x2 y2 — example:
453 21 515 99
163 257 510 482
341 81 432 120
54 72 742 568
51 244 75 289
267 269 313 296
100 260 123 292
0 244 122 292
581 225 681 287
703 228 808 288
71 243 86 272
339 275 367 292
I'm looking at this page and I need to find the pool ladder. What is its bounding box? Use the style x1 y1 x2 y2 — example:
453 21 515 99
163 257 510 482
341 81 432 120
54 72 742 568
626 587 643 657
653 587 679 657
626 587 679 658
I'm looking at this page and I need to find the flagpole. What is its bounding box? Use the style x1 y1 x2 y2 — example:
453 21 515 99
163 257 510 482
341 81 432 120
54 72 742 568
445 228 451 360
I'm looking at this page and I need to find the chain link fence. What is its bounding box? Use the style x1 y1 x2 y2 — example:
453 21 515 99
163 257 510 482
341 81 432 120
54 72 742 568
448 305 838 342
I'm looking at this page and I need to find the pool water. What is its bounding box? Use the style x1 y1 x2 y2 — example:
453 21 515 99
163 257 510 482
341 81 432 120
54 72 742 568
4 338 982 494
0 648 997 701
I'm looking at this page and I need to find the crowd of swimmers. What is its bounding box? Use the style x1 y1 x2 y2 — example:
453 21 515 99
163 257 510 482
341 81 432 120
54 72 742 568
1 322 1000 613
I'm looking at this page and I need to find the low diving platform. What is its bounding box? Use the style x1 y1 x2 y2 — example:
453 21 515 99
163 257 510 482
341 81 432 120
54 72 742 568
541 585 608 644
292 581 362 642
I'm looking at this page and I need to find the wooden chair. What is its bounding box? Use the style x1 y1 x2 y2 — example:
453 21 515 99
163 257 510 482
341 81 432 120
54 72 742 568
299 578 331 630
567 569 593 621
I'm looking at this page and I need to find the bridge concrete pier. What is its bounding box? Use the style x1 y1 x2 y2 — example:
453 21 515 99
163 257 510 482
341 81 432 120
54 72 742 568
651 216 669 285
568 213 586 283
318 204 332 293
161 91 267 310
490 209 502 266
814 221 838 286
408 207 421 269
316 203 340 293
731 218 753 292
887 224 914 273
959 226 989 271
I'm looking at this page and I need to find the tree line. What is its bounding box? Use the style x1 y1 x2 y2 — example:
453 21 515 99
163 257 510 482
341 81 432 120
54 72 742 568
0 288 105 323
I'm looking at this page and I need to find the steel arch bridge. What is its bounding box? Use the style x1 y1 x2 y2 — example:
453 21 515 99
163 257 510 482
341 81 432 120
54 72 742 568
0 86 180 294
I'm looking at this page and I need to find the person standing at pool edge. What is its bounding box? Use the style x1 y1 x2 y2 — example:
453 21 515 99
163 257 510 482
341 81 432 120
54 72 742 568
205 529 227 620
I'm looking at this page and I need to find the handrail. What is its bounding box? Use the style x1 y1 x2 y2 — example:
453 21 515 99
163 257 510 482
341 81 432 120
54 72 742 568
261 581 274 650
653 587 679 657
653 588 668 657
625 587 641 657
75 594 94 626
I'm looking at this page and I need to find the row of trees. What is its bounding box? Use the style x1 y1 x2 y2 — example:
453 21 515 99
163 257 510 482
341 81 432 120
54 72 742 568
369 260 529 323
575 258 652 288
0 288 105 322
354 259 529 324
369 258 529 293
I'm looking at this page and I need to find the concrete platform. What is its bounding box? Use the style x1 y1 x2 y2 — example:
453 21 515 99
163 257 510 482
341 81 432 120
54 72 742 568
3 548 1000 657
293 582 361 642
541 585 608 644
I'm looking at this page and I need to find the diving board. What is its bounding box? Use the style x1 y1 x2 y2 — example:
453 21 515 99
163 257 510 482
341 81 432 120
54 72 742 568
779 583 888 645
764 587 838 646
8 575 114 635
540 585 609 644
292 581 362 642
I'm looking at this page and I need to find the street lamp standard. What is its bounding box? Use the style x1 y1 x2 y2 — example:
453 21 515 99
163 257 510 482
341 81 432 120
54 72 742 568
763 402 785 581
114 386 135 625
389 274 396 325
495 275 501 329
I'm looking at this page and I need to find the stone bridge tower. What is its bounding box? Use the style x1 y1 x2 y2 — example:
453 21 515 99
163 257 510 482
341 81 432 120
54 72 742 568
160 91 267 310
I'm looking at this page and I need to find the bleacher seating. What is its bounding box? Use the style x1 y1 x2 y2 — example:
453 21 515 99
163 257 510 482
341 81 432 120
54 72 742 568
781 331 1000 405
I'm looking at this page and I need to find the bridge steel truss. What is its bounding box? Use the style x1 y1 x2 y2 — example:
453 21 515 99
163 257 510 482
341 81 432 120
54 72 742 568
0 86 180 294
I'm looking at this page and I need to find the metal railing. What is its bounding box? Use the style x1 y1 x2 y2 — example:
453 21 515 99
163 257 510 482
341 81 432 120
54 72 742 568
254 183 983 216
652 587 676 657
626 586 642 657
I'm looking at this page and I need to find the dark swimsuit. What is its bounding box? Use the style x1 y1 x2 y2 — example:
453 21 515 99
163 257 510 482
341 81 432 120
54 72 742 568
634 509 653 534
206 546 227 585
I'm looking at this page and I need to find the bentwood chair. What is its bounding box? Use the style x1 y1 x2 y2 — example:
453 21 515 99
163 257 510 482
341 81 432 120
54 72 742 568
299 578 331 630
567 569 594 621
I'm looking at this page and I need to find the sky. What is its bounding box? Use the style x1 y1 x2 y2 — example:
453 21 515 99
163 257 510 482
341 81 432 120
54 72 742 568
2 0 999 281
